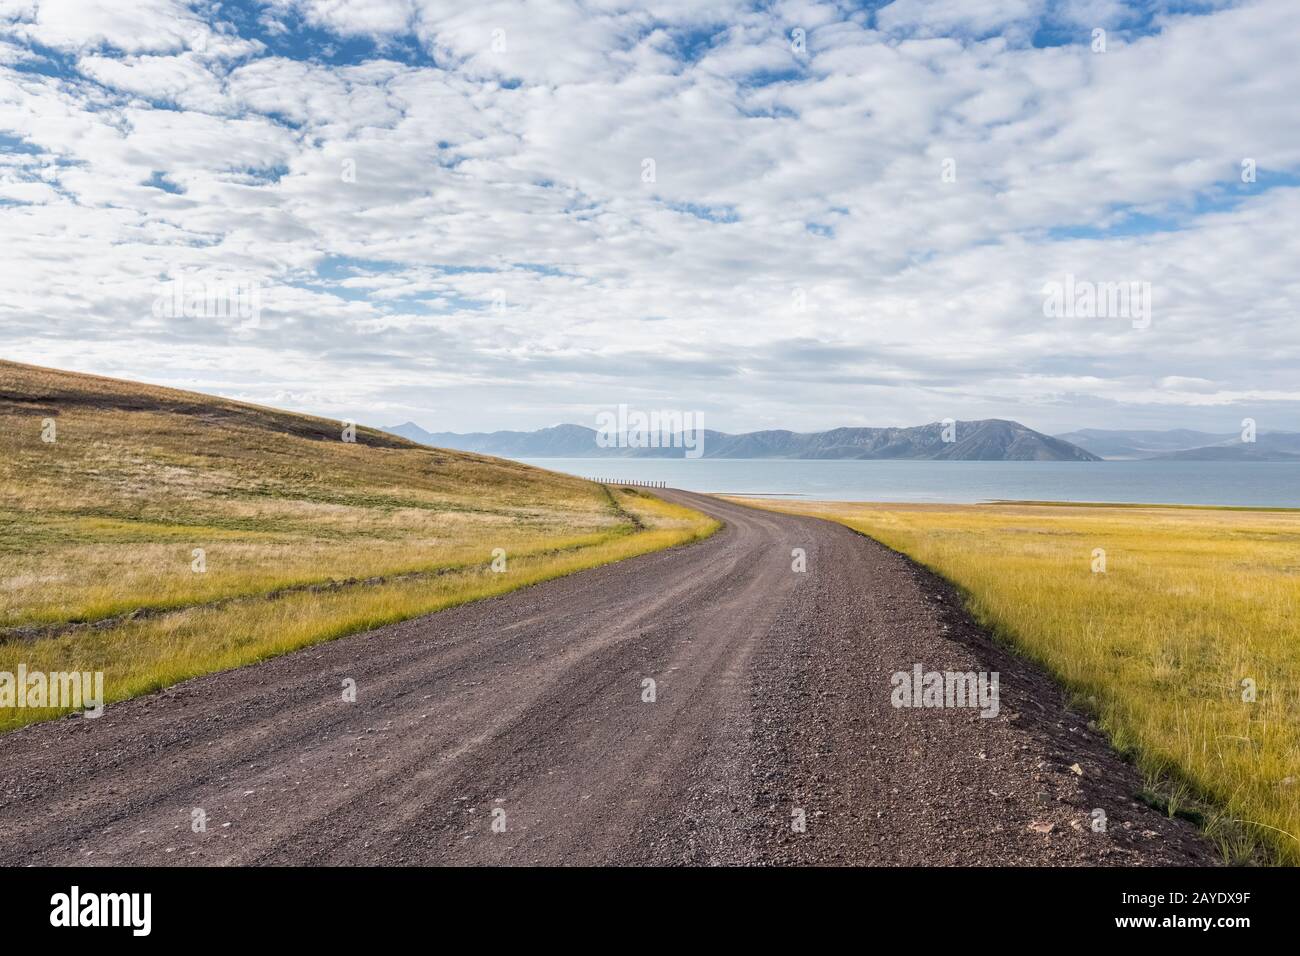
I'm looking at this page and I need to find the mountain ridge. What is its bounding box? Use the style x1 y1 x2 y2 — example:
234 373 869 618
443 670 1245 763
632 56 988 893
383 419 1103 462
1056 428 1300 461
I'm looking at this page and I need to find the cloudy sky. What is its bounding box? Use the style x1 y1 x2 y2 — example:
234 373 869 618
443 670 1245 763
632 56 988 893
1 0 1297 436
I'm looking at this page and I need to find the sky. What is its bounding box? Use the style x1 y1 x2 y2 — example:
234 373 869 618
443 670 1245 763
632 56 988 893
1 0 1297 436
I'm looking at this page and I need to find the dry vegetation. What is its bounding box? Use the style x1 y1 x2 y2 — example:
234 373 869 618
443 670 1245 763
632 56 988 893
743 497 1300 865
0 360 716 730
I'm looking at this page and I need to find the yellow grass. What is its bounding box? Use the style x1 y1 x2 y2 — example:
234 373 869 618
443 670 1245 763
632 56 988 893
739 498 1300 865
0 360 717 731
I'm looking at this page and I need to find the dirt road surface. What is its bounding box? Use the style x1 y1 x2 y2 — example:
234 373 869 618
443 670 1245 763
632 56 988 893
0 491 1214 865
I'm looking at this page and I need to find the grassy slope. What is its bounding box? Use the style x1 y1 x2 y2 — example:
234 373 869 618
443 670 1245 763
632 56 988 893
0 360 717 730
739 498 1300 866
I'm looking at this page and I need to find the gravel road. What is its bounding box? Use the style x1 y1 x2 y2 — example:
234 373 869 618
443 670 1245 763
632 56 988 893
0 491 1214 865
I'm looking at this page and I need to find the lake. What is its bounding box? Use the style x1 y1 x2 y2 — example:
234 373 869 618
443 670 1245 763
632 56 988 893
517 458 1300 508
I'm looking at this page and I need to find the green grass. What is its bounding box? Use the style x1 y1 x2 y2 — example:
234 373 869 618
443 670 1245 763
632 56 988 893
0 359 717 730
740 497 1300 866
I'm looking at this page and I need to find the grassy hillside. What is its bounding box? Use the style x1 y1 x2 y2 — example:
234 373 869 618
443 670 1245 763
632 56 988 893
0 360 716 730
743 498 1300 865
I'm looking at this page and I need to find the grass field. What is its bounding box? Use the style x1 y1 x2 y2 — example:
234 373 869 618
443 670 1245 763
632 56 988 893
741 498 1300 866
0 360 716 731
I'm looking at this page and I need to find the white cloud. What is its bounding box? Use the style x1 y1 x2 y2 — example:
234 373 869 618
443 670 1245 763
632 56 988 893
876 0 1047 38
284 0 418 37
0 0 1297 434
4 0 212 54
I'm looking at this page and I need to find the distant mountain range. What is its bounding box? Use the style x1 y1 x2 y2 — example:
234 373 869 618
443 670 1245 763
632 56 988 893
1056 429 1300 461
383 419 1103 461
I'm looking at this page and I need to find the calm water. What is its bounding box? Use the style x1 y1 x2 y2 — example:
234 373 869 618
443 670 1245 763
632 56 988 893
518 458 1300 508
